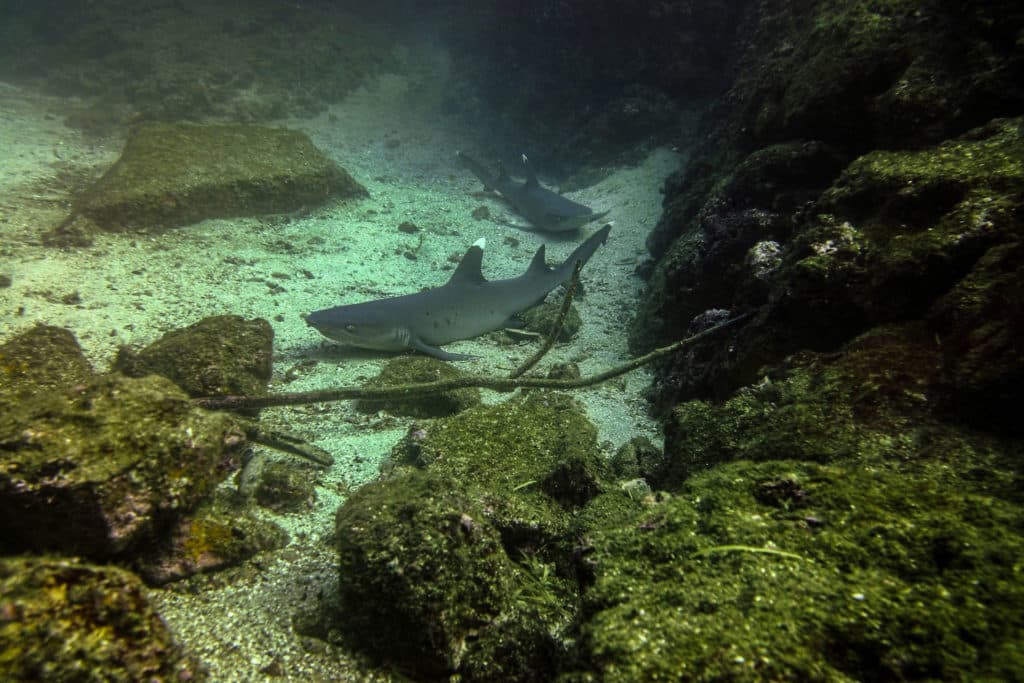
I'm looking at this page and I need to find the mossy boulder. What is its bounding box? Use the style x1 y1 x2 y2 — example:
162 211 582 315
136 500 288 585
635 140 846 353
251 459 319 514
0 326 246 558
643 118 1024 405
0 323 94 405
334 469 515 676
661 323 945 486
0 556 207 681
740 118 1024 368
928 240 1024 433
354 356 481 418
335 392 609 678
73 122 367 232
635 0 1024 404
394 392 610 546
518 301 583 341
572 448 1024 681
112 315 274 401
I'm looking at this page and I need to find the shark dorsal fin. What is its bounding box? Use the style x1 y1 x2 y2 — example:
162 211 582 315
448 240 487 286
526 244 548 275
521 154 540 188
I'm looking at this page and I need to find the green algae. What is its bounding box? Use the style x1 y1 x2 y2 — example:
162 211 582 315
75 122 367 232
0 556 206 681
518 301 583 342
391 391 610 546
573 451 1024 681
334 468 514 676
0 323 94 405
137 499 289 585
354 355 481 418
335 392 614 678
113 315 274 401
0 324 245 558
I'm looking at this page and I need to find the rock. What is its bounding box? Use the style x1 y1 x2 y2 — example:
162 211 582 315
0 323 94 405
928 240 1024 434
0 556 207 681
641 118 1024 406
74 123 367 232
354 356 481 418
336 392 609 678
112 315 274 401
0 368 245 558
334 469 515 677
609 435 664 483
661 323 944 485
394 392 609 516
518 301 582 341
136 501 288 585
252 460 319 514
574 450 1024 681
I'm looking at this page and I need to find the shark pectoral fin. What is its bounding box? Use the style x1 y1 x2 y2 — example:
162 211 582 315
410 338 477 361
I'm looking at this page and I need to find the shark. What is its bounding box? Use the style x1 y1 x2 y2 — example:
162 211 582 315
305 224 612 360
456 151 608 232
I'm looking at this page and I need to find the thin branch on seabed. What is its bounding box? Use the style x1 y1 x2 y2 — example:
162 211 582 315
509 259 583 379
192 312 754 413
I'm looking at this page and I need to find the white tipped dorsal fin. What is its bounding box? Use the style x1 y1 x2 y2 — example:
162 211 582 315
521 153 540 187
447 239 487 286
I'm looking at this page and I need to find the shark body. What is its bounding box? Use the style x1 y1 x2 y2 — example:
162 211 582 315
457 151 607 232
305 224 612 360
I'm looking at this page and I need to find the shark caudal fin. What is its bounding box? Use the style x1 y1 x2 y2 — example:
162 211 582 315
555 223 612 282
455 150 497 191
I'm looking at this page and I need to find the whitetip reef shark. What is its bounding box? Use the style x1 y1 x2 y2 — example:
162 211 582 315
305 224 612 360
457 150 609 232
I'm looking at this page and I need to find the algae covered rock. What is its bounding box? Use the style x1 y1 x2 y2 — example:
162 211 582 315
518 300 582 341
74 122 368 232
334 469 514 677
928 240 1024 433
113 315 274 400
643 118 1024 405
136 500 289 585
573 450 1024 682
354 355 481 418
0 323 94 404
661 323 944 486
0 372 245 558
335 392 610 679
251 459 319 514
0 556 207 681
396 391 610 536
0 323 246 558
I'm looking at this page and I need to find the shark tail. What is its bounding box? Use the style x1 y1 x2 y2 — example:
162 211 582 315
555 223 612 283
456 150 497 191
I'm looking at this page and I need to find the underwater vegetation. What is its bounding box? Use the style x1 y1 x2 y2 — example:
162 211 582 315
0 0 1022 680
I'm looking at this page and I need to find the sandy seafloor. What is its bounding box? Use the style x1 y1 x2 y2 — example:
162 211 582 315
0 54 682 680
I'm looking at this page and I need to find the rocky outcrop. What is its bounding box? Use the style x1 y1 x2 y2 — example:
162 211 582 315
0 556 207 681
65 123 366 234
0 324 246 559
632 0 1024 424
334 392 609 679
113 315 274 401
